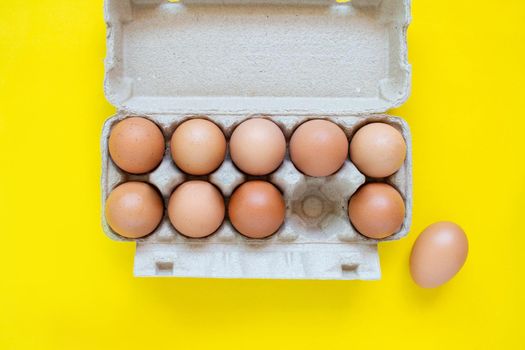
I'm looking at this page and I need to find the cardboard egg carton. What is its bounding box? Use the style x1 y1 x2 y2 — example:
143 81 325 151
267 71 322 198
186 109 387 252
102 0 412 279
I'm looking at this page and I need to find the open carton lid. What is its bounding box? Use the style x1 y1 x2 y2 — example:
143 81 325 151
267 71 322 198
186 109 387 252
104 0 411 115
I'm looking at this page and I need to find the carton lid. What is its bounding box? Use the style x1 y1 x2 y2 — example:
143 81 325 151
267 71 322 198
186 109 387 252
104 0 411 115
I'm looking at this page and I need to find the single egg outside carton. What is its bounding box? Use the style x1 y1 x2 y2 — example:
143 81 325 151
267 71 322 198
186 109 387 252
410 222 469 288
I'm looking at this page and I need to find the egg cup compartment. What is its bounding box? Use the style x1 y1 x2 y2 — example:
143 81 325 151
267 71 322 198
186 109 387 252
101 113 412 279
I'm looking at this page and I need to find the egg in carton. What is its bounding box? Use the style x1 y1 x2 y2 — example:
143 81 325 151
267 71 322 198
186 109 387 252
102 0 412 279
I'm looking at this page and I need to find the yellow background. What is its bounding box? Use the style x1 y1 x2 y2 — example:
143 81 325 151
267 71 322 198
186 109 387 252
1 1 524 349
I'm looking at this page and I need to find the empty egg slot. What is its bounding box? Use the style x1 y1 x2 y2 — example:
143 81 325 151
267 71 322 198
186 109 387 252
291 191 335 228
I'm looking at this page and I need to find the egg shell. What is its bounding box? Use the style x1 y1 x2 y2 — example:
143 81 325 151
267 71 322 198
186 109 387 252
350 122 407 178
290 119 349 177
105 182 164 239
348 182 405 239
410 222 469 288
168 181 225 238
170 119 227 175
229 118 286 176
228 181 286 239
108 117 165 174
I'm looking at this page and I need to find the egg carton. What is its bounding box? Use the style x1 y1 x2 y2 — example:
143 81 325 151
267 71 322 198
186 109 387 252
102 0 412 279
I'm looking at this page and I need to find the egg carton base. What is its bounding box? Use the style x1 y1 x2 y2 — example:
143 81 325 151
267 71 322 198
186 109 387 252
101 113 413 245
134 242 380 280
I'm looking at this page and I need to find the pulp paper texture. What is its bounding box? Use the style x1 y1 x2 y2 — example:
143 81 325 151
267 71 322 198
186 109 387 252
105 0 411 115
102 0 412 279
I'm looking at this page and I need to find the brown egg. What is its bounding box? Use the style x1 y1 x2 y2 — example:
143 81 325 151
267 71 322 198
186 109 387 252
105 182 164 239
230 118 286 175
410 222 469 288
228 181 285 239
168 181 225 238
290 119 348 177
350 123 406 178
348 183 405 239
108 117 165 174
171 119 226 175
